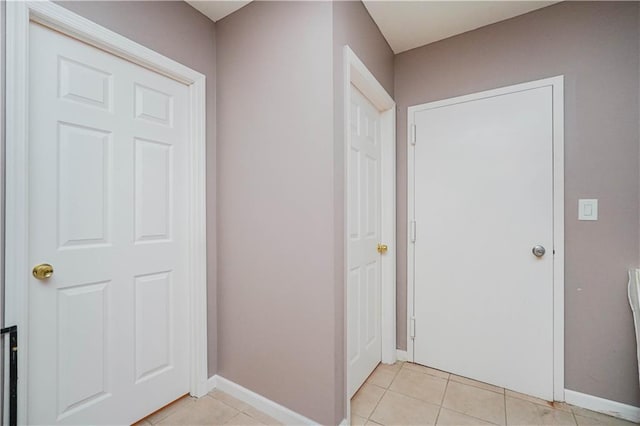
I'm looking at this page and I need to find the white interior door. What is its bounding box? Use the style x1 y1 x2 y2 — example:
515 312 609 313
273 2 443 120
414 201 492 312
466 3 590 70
347 84 383 398
411 84 554 400
28 22 190 424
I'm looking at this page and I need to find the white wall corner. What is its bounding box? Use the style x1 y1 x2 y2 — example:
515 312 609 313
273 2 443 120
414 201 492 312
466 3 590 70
564 389 640 423
210 375 321 425
396 350 408 362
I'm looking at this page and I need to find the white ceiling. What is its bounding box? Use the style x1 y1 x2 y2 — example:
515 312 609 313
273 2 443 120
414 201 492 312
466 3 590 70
362 1 558 53
186 0 252 22
185 1 558 53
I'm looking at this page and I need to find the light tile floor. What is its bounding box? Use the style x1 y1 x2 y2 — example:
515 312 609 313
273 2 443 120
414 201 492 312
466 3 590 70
133 363 638 426
352 362 639 426
134 390 283 426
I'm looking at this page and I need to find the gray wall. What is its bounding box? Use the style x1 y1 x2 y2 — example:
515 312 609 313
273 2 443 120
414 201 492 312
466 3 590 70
56 1 219 375
216 1 393 423
394 1 640 406
216 2 337 424
332 1 394 421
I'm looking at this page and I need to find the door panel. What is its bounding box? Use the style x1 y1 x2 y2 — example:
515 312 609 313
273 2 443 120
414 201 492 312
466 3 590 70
347 84 382 398
28 23 190 424
412 86 554 400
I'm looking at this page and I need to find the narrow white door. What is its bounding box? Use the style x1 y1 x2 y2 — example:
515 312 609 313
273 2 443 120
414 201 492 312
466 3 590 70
347 84 383 398
412 85 554 400
28 23 190 424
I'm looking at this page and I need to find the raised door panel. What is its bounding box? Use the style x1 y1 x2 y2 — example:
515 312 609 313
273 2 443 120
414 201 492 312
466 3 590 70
57 123 112 249
57 281 110 419
134 272 172 383
134 138 173 243
134 84 174 127
58 56 113 110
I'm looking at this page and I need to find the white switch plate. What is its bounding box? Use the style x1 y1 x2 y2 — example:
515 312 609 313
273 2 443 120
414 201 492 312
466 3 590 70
578 199 598 221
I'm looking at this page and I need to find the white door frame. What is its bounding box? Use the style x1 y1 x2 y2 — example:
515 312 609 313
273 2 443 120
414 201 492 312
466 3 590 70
5 2 209 423
406 76 565 402
343 45 396 408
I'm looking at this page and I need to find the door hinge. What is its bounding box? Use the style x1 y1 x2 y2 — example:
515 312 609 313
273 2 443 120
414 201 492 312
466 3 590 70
410 124 416 145
410 317 416 339
410 220 417 243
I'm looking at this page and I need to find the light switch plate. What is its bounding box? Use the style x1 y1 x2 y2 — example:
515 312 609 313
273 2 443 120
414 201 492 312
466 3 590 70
578 199 598 221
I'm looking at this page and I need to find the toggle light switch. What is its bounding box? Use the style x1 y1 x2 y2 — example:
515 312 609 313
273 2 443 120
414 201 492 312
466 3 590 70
578 199 598 221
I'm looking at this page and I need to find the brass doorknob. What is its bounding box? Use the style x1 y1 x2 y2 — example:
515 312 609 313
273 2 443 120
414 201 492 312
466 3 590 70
32 263 54 280
377 243 388 254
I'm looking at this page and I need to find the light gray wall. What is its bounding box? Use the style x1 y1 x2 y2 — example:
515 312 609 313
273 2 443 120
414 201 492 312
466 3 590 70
55 1 219 375
216 2 393 423
216 2 337 424
332 1 394 420
394 1 640 406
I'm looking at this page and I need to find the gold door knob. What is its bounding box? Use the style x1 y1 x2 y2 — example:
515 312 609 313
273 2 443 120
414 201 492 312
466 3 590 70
377 243 388 254
32 263 54 280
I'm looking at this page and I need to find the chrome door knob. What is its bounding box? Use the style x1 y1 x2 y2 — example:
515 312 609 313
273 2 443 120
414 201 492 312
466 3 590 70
532 245 546 258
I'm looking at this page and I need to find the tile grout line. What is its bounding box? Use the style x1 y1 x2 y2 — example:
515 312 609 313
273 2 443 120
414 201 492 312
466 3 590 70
433 374 451 425
569 406 579 426
208 391 272 425
366 365 402 423
504 387 507 426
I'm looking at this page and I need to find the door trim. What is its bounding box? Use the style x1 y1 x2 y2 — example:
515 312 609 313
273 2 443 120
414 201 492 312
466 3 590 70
5 2 208 422
406 76 565 401
343 45 396 403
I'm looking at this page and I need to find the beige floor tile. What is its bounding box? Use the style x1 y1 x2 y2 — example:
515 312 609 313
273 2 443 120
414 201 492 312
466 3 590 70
436 408 497 425
209 390 252 412
351 414 368 425
575 414 640 426
244 407 283 426
442 381 506 426
380 361 405 372
224 412 264 425
389 369 448 405
147 395 196 424
505 390 571 413
352 384 386 418
370 391 440 426
367 364 400 389
403 363 451 380
365 420 384 426
158 396 239 425
506 396 576 426
450 375 504 394
572 407 639 426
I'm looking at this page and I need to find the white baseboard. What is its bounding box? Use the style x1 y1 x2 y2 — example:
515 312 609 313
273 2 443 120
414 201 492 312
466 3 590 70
396 350 408 361
565 389 640 423
208 375 319 425
338 418 348 426
207 375 218 392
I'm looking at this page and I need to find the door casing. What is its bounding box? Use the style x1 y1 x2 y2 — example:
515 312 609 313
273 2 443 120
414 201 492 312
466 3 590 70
406 76 565 402
343 45 396 420
4 2 208 423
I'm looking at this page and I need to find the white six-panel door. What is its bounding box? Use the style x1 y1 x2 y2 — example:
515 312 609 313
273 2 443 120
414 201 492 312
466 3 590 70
347 84 383 398
28 23 190 424
411 85 555 400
